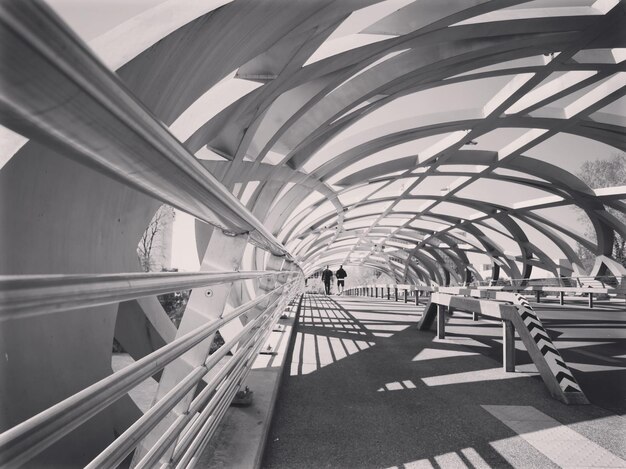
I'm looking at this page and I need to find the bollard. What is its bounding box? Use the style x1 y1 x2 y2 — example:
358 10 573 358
559 291 564 306
503 320 516 372
394 287 398 301
472 311 478 321
375 287 378 298
437 305 446 339
387 287 391 300
588 292 593 309
415 291 419 305
404 289 408 303
535 291 541 303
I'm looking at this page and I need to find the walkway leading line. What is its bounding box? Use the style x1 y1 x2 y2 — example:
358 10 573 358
263 294 626 469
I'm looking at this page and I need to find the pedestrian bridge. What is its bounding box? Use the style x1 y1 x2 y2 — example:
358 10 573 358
1 0 625 467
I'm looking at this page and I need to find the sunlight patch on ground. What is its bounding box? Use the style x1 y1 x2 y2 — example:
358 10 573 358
377 380 417 392
483 405 626 468
422 367 537 387
412 348 479 361
289 330 374 376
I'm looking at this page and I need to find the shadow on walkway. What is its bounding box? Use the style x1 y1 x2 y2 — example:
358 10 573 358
262 294 626 469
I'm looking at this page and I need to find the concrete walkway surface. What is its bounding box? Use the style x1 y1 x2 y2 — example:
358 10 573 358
262 294 626 469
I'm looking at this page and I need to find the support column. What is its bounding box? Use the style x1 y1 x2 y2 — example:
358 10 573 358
437 305 446 339
503 320 515 372
133 229 249 463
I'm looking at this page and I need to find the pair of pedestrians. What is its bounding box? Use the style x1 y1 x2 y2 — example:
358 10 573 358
321 265 347 295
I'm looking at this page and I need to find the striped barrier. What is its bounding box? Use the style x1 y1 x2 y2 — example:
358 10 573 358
423 292 588 405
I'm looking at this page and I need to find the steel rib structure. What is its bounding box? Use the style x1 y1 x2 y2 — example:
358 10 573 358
1 0 626 464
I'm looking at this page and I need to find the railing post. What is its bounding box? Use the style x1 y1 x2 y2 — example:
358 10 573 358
503 320 516 372
437 304 446 339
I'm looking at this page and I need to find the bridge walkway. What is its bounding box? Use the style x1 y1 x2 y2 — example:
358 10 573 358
262 294 626 469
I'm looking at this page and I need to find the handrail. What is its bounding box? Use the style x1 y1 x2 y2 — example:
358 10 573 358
86 290 287 468
0 282 293 468
0 1 295 260
0 270 298 320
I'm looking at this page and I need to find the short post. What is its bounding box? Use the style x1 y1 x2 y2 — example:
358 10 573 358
404 289 408 303
559 291 564 306
394 287 398 301
535 291 541 303
375 287 378 298
503 320 515 372
415 290 419 305
437 304 446 339
387 287 390 300
588 292 593 309
472 312 478 321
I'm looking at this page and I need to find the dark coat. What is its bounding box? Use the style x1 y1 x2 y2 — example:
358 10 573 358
321 268 333 283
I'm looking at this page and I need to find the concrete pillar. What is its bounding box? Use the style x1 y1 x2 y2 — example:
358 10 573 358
503 320 515 372
437 305 446 339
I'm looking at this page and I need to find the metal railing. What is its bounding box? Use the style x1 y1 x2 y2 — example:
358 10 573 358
0 3 306 466
346 276 625 307
472 275 626 289
0 276 302 467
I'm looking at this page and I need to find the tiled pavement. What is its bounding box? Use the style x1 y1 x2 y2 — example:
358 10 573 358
262 294 626 469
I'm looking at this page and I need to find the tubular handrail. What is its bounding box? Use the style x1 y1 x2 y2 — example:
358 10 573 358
351 277 624 294
169 299 284 467
472 275 626 287
0 270 298 320
0 282 294 468
86 289 288 468
0 1 295 260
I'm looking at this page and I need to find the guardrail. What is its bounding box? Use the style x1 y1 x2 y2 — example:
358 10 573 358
0 276 302 467
347 277 624 309
0 3 306 466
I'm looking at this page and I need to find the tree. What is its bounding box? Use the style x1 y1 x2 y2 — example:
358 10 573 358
576 153 626 271
137 205 174 272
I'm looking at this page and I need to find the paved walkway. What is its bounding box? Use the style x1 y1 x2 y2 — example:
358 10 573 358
262 294 626 469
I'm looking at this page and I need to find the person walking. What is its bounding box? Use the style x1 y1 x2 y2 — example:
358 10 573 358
321 265 333 295
336 265 347 295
